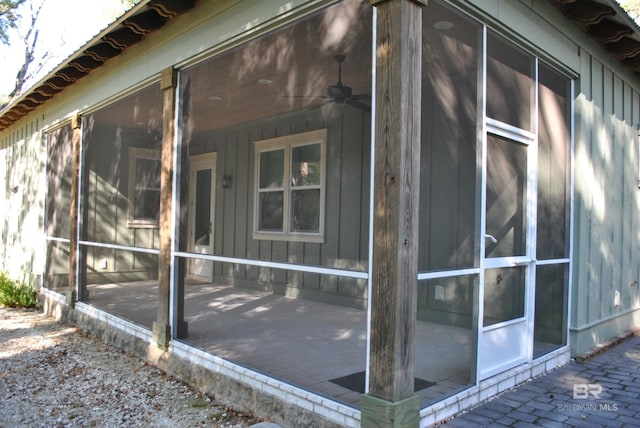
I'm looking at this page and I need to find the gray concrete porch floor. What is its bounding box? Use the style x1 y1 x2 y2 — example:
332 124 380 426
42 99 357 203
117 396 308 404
85 280 473 408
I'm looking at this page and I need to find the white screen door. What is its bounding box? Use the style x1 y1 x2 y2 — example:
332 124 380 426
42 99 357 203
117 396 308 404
478 131 534 379
188 153 217 279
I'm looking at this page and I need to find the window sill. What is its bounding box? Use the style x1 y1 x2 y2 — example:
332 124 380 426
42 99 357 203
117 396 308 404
253 231 324 244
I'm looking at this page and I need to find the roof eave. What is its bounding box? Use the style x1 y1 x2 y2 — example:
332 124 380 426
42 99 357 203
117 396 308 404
0 0 196 131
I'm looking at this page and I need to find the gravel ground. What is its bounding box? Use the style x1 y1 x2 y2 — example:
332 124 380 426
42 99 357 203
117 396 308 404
0 307 264 428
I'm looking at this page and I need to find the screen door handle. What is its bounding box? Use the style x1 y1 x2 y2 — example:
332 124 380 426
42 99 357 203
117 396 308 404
484 233 498 244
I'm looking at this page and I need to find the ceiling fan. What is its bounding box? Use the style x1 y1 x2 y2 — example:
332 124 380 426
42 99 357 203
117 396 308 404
325 54 370 112
289 54 371 112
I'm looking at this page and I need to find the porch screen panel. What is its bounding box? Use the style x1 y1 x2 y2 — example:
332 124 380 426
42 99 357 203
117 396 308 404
415 0 481 407
83 247 158 329
176 0 371 409
537 64 571 260
416 276 476 407
420 0 480 272
486 31 534 131
483 266 525 326
534 63 571 356
82 84 163 250
44 124 73 291
80 84 163 319
534 263 568 357
178 0 371 270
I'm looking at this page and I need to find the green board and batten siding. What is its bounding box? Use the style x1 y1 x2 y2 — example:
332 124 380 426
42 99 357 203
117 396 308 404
572 51 640 354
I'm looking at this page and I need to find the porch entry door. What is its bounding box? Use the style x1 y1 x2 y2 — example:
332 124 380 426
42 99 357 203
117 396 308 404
478 131 535 380
188 153 217 280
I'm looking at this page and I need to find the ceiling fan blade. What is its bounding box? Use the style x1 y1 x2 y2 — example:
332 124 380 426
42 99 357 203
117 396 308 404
287 94 327 98
346 99 371 113
351 93 371 101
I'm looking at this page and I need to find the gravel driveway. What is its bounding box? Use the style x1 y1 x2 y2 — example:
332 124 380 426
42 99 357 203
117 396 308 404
0 307 262 427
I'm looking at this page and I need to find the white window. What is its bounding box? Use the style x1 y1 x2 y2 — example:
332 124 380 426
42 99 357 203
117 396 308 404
253 129 326 242
127 148 161 228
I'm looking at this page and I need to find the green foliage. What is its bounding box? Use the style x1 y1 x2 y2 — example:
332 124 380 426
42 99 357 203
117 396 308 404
620 0 640 23
0 271 39 308
0 0 25 45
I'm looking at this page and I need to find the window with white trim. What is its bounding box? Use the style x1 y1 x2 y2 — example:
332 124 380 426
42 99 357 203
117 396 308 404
253 129 326 242
128 148 161 228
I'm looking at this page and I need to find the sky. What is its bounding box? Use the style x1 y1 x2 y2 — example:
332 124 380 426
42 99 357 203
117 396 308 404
0 0 128 96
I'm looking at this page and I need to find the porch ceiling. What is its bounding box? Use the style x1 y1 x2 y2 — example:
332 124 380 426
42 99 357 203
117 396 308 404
1 0 640 132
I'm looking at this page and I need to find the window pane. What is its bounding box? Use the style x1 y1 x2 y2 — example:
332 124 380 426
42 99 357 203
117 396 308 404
291 189 320 232
420 0 480 272
134 189 160 221
486 31 534 131
292 144 321 186
537 64 570 260
259 150 284 189
259 191 284 231
195 169 212 246
133 157 160 222
483 267 525 326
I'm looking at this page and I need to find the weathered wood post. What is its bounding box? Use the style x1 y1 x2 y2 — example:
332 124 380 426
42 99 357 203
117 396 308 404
153 66 177 350
67 114 82 307
362 0 424 426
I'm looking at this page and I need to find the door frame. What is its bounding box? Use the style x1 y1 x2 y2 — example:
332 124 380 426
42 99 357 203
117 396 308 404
187 152 217 279
477 118 538 380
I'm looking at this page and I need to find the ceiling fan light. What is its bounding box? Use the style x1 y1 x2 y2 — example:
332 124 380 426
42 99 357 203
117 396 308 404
433 20 453 30
328 84 351 100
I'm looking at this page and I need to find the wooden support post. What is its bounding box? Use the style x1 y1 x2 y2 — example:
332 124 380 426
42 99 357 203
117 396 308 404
153 67 178 350
363 0 425 427
67 114 82 307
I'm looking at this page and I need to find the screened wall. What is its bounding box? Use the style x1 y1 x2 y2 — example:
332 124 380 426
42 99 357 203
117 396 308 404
79 84 163 328
417 0 571 405
418 1 480 405
44 124 73 292
173 0 372 407
534 62 571 357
